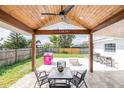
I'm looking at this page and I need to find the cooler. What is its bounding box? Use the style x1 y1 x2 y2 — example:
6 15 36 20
43 52 53 65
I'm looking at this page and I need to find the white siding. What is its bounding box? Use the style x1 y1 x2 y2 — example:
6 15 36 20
94 38 124 70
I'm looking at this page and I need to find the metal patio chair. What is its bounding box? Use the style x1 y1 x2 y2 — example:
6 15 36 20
57 61 66 68
70 69 88 88
34 68 49 88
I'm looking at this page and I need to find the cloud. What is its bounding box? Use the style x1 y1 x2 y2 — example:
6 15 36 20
72 35 88 44
0 27 11 44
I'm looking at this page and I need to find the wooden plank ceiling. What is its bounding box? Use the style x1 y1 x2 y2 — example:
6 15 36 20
0 5 124 31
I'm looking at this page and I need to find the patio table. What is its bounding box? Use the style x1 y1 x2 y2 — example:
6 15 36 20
48 67 73 88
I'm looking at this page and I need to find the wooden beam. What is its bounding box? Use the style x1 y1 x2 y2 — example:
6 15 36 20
92 9 124 32
89 32 93 72
35 29 90 35
32 34 36 71
67 17 87 29
0 9 34 34
67 16 91 30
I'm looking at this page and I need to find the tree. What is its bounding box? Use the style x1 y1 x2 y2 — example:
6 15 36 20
3 32 28 49
43 42 51 49
49 35 60 47
82 41 88 48
26 39 32 48
0 38 4 50
59 35 75 48
0 43 3 50
36 40 42 48
0 37 3 41
24 39 42 48
49 35 75 48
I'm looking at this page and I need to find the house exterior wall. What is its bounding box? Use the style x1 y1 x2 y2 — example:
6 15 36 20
94 38 124 70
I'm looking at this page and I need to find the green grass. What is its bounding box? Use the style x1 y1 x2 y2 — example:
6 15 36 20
0 57 43 88
0 53 87 88
54 53 88 58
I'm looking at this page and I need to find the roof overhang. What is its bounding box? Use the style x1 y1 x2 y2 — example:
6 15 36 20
0 6 124 35
0 21 31 35
94 19 124 38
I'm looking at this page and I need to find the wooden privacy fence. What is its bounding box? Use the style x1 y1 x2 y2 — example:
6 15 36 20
59 48 81 54
0 48 88 67
0 48 42 67
44 48 88 54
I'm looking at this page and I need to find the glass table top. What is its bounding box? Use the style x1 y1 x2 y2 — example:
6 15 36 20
48 67 73 79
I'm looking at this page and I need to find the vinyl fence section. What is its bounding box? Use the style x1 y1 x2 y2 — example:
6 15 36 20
0 48 42 67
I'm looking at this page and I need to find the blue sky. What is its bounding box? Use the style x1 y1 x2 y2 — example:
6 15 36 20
0 27 88 45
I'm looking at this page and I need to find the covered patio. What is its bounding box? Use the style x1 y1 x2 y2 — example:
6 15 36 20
10 69 124 88
0 5 124 88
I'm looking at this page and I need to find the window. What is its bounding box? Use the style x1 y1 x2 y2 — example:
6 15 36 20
104 43 116 52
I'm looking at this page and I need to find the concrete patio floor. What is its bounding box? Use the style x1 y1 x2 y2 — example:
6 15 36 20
37 58 118 72
10 58 124 88
10 70 124 88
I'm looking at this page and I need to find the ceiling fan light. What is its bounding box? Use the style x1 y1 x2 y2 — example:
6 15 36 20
60 15 64 19
79 17 83 19
40 16 45 19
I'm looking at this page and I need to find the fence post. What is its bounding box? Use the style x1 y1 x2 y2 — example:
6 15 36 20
15 49 17 62
41 47 43 56
58 48 59 53
71 48 72 54
30 48 31 58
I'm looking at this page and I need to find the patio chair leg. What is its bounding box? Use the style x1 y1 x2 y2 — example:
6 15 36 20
34 81 38 88
78 82 84 88
78 80 88 88
39 81 44 88
83 80 88 88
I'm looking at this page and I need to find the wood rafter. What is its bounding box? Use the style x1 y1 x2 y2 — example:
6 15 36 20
35 29 90 35
67 15 91 30
36 17 86 30
66 16 87 28
36 16 61 30
0 9 34 34
92 9 124 32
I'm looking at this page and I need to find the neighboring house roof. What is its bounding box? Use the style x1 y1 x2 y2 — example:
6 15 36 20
71 44 82 48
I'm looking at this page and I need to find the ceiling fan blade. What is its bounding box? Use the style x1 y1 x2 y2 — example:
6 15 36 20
41 13 59 15
62 5 74 15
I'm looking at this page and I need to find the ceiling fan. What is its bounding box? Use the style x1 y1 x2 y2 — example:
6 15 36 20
41 5 75 22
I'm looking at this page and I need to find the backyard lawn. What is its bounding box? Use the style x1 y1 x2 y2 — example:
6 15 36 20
54 53 88 58
0 53 88 88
